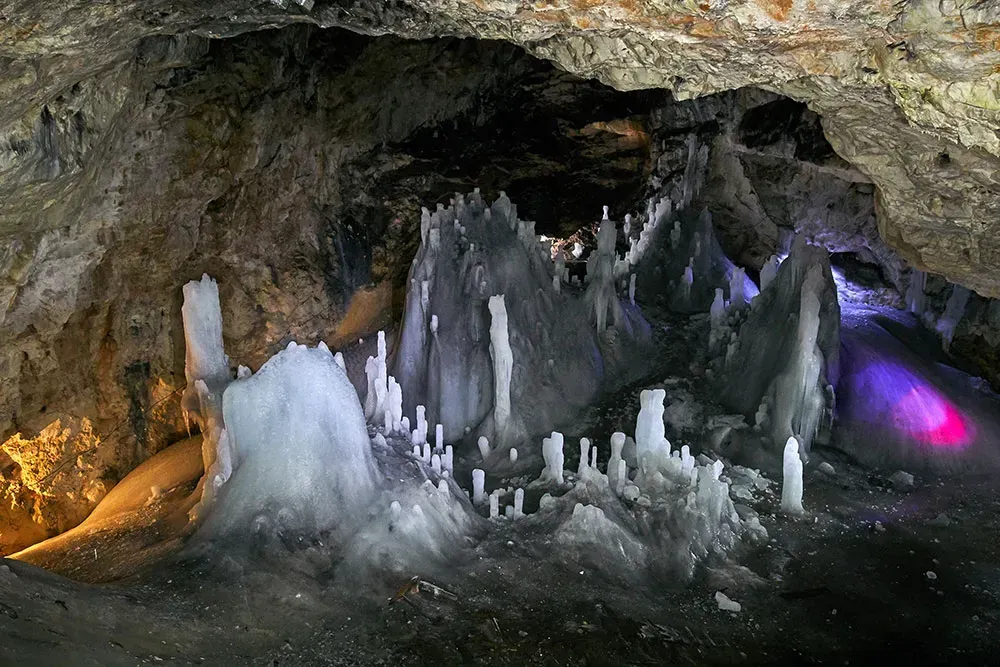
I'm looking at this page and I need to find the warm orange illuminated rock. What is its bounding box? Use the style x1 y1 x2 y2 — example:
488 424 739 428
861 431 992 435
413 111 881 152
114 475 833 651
0 418 110 554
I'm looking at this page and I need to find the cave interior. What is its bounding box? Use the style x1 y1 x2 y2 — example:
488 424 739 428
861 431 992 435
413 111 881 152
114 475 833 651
2 12 1000 667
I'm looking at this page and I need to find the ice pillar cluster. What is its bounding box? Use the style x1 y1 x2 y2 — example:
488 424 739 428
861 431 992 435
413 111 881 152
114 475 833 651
392 190 648 452
720 236 840 456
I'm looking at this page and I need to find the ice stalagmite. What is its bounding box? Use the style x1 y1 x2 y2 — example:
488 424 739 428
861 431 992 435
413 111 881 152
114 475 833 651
633 205 757 315
364 331 391 426
768 265 827 455
181 274 231 425
578 438 590 476
180 274 234 519
584 215 622 332
607 431 626 492
387 377 403 432
392 189 649 451
488 294 513 445
781 436 804 514
728 267 748 310
541 432 565 485
472 469 486 504
635 389 670 469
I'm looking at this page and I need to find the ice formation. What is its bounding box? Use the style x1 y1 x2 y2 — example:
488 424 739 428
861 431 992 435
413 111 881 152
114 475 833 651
906 268 926 316
835 302 1000 472
179 275 234 518
781 436 804 514
513 488 524 519
632 206 758 314
578 438 591 476
721 236 840 456
180 275 231 408
391 189 649 452
635 389 670 469
343 480 480 577
541 432 566 485
472 469 486 504
935 285 970 350
607 431 626 493
488 294 513 444
767 265 828 455
364 330 404 433
760 255 781 292
584 216 622 332
728 267 748 310
538 389 753 582
199 343 379 539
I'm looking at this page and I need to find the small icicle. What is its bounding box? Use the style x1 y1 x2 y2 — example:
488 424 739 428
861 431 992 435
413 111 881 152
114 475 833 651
431 454 441 474
435 423 444 449
513 488 524 519
478 436 491 460
444 445 454 472
422 441 431 464
509 448 518 464
489 491 500 519
589 446 598 469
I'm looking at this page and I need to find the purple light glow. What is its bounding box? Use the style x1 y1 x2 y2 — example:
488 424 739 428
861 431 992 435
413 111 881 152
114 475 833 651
842 358 974 448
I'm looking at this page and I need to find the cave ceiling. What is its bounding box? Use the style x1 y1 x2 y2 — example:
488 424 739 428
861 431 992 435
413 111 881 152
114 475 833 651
1 0 1000 297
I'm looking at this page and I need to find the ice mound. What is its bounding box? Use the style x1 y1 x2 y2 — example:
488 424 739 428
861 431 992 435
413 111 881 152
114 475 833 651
834 304 1000 472
522 395 755 583
392 189 650 453
197 342 379 541
342 479 481 578
632 206 758 314
720 235 840 456
553 503 647 577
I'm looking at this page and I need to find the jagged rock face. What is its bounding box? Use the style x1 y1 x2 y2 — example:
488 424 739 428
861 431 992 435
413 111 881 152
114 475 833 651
6 0 998 294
